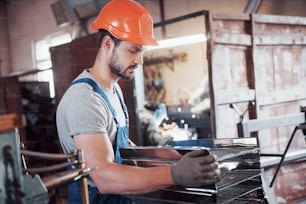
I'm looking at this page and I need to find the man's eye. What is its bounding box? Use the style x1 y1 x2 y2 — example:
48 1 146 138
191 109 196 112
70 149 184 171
129 49 138 54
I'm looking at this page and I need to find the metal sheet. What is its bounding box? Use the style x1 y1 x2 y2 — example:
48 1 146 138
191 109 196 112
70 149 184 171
121 141 263 203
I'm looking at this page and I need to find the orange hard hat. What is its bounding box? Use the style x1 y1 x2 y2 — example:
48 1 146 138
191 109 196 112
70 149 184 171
91 0 158 46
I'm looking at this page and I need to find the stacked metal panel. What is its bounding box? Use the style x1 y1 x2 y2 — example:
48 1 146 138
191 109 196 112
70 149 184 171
120 138 266 203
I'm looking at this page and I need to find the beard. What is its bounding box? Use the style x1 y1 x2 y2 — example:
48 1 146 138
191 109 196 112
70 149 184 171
109 49 136 80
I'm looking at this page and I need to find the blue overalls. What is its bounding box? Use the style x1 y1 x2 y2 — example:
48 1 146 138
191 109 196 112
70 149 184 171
68 78 132 204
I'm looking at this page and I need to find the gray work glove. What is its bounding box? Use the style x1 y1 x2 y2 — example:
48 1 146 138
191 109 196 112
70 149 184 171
170 149 221 187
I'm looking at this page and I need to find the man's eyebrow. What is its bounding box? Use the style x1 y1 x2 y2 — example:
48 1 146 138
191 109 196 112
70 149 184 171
131 46 144 52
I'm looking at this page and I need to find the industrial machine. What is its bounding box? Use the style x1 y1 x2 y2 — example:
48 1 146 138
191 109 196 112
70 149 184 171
0 131 91 204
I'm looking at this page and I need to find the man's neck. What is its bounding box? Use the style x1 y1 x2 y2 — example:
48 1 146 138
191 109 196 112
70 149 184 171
88 67 118 92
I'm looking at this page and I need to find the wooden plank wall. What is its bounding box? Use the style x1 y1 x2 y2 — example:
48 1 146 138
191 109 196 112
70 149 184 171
207 12 306 203
252 14 306 152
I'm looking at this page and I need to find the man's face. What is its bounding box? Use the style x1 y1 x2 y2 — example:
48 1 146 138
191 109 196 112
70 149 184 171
109 41 144 80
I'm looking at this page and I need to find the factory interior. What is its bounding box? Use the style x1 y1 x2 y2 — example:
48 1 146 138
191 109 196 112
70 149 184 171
0 0 306 203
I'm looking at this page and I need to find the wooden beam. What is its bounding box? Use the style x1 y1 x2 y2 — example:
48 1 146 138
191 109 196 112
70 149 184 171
0 113 26 131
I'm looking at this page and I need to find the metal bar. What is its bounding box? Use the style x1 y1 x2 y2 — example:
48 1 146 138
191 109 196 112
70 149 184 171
269 126 298 187
239 112 305 137
23 160 76 174
260 147 306 168
260 153 282 157
42 168 81 189
159 0 166 37
154 10 208 28
21 149 76 160
77 149 90 204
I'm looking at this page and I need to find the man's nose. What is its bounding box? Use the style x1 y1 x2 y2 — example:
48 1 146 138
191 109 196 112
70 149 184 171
134 52 143 65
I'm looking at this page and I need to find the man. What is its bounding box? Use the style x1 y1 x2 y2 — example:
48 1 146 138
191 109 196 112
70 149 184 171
56 0 221 203
138 101 173 146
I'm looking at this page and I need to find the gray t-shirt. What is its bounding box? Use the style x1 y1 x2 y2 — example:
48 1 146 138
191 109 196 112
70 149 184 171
56 69 126 154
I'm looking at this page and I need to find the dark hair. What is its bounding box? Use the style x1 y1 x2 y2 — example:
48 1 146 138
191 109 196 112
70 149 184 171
98 29 121 48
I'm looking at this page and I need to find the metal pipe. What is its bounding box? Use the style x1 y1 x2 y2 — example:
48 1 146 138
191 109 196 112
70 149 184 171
159 0 166 37
21 149 76 160
269 126 298 187
42 169 81 189
23 161 77 174
77 149 90 204
154 10 208 28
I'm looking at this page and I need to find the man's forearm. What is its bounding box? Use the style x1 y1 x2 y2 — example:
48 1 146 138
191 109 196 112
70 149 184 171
91 163 174 195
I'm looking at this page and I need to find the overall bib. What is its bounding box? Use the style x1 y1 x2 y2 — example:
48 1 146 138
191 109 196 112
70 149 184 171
68 78 132 204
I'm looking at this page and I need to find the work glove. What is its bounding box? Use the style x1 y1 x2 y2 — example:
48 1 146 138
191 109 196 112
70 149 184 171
170 149 221 187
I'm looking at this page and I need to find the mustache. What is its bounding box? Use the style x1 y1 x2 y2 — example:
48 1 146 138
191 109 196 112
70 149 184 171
128 64 139 69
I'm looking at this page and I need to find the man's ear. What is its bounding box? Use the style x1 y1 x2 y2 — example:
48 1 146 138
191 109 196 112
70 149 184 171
101 35 113 50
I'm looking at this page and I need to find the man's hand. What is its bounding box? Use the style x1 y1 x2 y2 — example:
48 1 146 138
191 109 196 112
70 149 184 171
170 149 221 187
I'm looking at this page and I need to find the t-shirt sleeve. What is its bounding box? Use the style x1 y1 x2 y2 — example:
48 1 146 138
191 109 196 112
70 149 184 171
65 85 109 136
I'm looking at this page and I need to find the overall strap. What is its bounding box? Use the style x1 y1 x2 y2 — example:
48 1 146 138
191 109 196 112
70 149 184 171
114 88 129 125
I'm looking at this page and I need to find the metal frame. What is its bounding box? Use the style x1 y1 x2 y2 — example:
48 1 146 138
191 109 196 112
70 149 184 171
21 149 90 204
237 109 306 187
237 112 305 138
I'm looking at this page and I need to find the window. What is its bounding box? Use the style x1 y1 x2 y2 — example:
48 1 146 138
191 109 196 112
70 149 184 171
34 33 72 98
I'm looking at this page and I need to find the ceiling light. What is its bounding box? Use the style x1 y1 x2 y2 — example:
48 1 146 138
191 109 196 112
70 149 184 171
146 33 206 51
